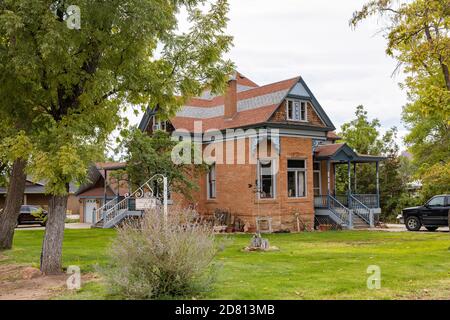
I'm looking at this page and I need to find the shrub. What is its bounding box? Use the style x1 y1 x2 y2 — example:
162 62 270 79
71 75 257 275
102 207 217 299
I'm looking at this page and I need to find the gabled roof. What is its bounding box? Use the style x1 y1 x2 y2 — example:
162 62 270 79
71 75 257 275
139 72 335 133
314 143 385 162
0 179 78 195
326 131 341 141
315 143 356 159
96 162 127 170
75 162 128 197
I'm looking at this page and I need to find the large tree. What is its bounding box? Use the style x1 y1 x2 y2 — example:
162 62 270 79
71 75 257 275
0 0 233 274
0 59 40 249
0 133 31 249
337 105 407 221
351 0 450 198
121 128 207 201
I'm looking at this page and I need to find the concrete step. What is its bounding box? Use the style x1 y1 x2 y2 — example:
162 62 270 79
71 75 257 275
91 219 104 229
352 215 370 229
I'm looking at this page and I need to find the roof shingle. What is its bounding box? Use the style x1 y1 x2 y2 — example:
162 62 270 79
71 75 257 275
172 77 300 132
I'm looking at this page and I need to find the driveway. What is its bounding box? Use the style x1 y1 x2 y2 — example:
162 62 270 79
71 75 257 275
16 223 92 231
377 223 449 233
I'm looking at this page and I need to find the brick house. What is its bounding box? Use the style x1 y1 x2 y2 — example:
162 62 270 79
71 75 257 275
75 162 128 223
138 72 384 231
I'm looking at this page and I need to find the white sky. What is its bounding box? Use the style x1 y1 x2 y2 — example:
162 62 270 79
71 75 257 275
125 0 408 147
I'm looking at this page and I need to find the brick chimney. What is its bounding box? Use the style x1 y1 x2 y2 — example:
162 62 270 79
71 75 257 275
224 73 237 119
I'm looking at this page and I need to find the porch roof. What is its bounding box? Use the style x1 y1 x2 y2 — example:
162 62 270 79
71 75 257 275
314 143 385 163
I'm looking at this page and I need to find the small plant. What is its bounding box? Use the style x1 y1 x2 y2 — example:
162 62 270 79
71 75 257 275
30 208 47 224
102 207 217 300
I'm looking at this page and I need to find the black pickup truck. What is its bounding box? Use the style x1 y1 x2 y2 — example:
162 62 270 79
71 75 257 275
402 195 449 231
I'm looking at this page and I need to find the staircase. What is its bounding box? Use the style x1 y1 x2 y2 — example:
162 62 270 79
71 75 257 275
352 215 370 229
315 194 374 230
92 174 168 229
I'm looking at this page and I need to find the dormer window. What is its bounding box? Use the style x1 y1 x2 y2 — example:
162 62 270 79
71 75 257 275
286 99 307 122
152 116 166 132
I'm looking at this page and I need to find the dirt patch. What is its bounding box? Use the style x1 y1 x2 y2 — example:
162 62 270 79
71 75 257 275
0 264 95 300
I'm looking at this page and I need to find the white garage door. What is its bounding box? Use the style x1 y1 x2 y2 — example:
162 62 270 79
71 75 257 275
85 199 98 223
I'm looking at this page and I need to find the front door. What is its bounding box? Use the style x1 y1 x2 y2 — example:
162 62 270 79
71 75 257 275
422 196 448 226
84 199 98 223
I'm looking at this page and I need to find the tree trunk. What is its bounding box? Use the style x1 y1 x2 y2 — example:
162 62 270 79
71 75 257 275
40 192 68 275
0 158 27 250
440 62 450 91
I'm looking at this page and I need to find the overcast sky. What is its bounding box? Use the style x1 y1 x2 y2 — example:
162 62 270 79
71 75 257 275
128 0 408 147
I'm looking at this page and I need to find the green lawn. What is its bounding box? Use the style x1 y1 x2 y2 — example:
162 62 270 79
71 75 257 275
1 229 449 299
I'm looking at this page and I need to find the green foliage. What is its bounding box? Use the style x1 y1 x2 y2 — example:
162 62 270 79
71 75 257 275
0 0 234 196
122 128 207 200
339 105 384 155
0 131 32 162
5 230 450 300
351 0 450 201
420 162 450 200
0 131 32 187
30 208 48 224
337 106 416 221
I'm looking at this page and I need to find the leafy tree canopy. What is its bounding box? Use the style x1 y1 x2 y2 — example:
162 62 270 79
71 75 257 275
339 105 397 156
121 128 207 200
0 0 234 195
337 106 410 221
351 0 449 198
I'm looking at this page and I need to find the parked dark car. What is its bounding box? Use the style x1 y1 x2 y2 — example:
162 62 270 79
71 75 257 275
402 195 449 231
17 205 47 226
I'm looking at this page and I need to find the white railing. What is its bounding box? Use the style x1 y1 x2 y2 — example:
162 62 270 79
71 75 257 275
93 197 119 223
93 174 168 226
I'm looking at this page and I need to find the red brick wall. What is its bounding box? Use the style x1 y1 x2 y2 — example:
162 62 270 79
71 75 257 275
177 136 316 231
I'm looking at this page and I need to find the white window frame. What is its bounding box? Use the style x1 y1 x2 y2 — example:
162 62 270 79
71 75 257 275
152 116 167 131
286 99 308 122
206 163 216 199
257 158 277 199
313 161 321 196
287 159 307 198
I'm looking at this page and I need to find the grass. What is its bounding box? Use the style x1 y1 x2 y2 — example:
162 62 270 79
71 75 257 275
1 229 449 299
1 229 116 272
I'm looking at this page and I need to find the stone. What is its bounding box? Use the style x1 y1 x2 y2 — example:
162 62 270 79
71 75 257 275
244 233 279 252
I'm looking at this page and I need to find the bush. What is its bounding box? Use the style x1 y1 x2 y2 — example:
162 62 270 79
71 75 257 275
103 207 217 299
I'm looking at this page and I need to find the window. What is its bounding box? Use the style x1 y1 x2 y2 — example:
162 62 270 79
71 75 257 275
313 162 321 196
258 159 276 199
427 196 445 207
286 99 307 122
207 164 216 199
152 116 167 131
287 159 306 198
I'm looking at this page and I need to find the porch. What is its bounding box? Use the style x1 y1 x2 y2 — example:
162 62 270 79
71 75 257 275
313 143 385 229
